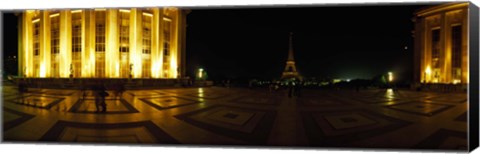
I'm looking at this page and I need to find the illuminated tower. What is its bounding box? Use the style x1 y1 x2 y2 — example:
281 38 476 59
281 32 301 80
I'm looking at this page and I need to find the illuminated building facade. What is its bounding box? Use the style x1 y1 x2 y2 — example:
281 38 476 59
412 3 469 84
18 8 188 79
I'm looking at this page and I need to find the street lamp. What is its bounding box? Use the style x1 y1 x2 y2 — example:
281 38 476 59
388 72 393 82
198 68 204 79
425 66 431 83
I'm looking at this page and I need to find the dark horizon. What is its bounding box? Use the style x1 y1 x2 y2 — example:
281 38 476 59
185 4 436 83
2 3 438 83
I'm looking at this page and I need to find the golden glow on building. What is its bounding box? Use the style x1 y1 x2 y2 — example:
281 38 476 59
18 8 188 79
32 18 40 23
71 10 82 13
413 3 469 84
49 13 59 18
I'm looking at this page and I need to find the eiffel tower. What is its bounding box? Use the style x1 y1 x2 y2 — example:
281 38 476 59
281 32 302 80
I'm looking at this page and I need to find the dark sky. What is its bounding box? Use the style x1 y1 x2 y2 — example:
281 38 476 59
2 3 440 82
185 3 438 82
2 13 18 58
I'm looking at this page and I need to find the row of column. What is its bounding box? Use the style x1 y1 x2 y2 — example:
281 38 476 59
18 8 188 78
413 3 469 84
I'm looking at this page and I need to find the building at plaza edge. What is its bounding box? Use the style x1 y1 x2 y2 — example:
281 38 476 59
412 3 469 86
17 7 188 79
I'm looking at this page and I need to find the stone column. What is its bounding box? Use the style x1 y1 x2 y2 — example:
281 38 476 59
60 10 72 78
151 8 160 78
106 9 118 78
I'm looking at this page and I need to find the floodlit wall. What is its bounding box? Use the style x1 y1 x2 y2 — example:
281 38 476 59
18 8 188 79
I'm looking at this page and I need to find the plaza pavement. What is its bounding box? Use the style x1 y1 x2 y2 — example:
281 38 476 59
1 84 468 151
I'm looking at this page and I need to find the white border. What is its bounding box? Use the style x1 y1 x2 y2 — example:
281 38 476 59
0 0 464 10
1 0 479 154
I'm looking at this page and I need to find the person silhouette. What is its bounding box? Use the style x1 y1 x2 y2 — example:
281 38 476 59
117 84 125 99
288 82 294 98
98 86 109 113
94 89 101 112
18 82 26 104
81 87 87 102
294 82 302 97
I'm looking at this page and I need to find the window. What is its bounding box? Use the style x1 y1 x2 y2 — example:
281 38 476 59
431 29 441 82
142 12 152 78
119 10 130 53
451 25 462 80
431 29 440 68
142 13 152 54
32 18 40 77
163 18 171 56
33 19 40 56
72 11 82 77
50 13 60 77
95 10 106 77
162 17 172 77
95 10 106 52
72 12 82 53
51 14 60 54
119 10 130 78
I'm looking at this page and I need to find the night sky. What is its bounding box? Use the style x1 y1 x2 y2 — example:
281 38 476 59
2 13 19 59
185 3 439 82
2 3 440 83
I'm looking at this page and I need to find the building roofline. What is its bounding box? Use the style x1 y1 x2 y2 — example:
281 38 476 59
414 2 469 17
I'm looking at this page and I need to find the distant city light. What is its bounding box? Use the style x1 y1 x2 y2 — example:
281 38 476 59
388 72 393 82
198 68 204 78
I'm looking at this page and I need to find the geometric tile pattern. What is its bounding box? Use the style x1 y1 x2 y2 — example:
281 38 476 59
26 90 75 96
324 113 377 129
387 102 454 116
175 105 277 145
356 97 400 104
427 95 467 103
413 129 467 150
139 96 198 110
127 90 165 97
454 112 467 122
297 97 346 106
301 109 411 147
331 90 403 104
1 86 469 151
2 93 19 98
230 96 279 106
2 107 35 131
68 99 139 114
8 95 65 109
395 91 433 99
185 92 228 99
80 91 120 100
38 120 179 144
